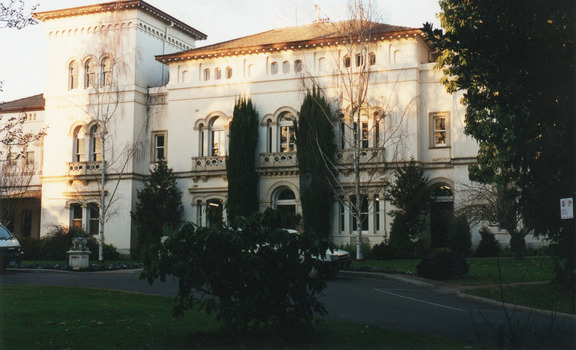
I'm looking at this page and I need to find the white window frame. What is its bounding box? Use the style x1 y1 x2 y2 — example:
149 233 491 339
430 112 450 148
152 131 167 162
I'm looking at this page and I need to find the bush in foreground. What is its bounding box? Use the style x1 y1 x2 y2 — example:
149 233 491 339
141 218 328 338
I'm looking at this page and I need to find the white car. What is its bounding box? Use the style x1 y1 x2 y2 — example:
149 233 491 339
0 225 23 271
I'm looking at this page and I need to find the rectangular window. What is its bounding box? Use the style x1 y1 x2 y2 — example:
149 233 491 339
24 151 34 172
72 204 83 230
351 196 369 231
7 152 17 167
280 126 295 152
21 209 32 237
197 200 203 227
356 53 364 67
374 197 380 232
88 204 99 235
339 201 345 233
430 112 449 148
152 131 167 162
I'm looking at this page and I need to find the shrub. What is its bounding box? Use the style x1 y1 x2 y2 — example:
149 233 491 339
141 217 328 337
474 226 501 258
339 241 372 260
448 214 472 256
19 236 42 260
371 242 394 260
417 251 469 280
18 226 121 262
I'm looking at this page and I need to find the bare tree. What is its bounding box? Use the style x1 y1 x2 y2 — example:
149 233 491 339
0 0 37 30
68 2 146 260
457 181 531 259
0 152 35 231
298 0 416 259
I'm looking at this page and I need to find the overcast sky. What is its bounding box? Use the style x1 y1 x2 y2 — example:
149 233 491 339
0 0 441 102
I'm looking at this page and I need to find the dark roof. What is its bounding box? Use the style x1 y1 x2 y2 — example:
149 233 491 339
157 20 422 63
0 94 45 112
34 0 207 40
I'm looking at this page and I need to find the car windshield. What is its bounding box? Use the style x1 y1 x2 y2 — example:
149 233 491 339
0 226 13 240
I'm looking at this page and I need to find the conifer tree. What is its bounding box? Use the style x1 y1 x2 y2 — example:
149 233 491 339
296 87 335 238
133 159 183 251
226 96 259 223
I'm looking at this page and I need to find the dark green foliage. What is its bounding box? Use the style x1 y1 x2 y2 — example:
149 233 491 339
371 242 394 260
19 226 120 261
417 252 469 280
474 226 501 258
448 214 472 256
258 207 301 232
133 159 183 254
424 0 574 288
338 242 372 260
141 217 328 337
226 96 259 223
387 159 431 258
295 87 335 238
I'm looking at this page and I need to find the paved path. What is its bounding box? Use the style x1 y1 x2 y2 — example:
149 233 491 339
1 268 574 349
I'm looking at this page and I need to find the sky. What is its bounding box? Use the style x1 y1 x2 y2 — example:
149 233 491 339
0 0 441 102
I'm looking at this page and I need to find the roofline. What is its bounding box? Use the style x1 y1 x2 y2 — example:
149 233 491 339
34 0 207 40
156 27 424 63
0 94 45 113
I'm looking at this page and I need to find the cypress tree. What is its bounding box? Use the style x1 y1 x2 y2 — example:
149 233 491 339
226 96 259 223
296 87 335 238
134 159 183 251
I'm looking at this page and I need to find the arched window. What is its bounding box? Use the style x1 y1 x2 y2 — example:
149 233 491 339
369 52 376 65
68 61 79 90
294 60 302 73
343 55 351 68
203 68 210 81
73 126 85 161
84 59 96 88
89 125 102 161
282 61 290 74
271 62 278 75
100 57 111 86
226 66 233 79
274 188 297 228
215 67 222 80
209 116 226 156
278 112 295 153
206 199 223 227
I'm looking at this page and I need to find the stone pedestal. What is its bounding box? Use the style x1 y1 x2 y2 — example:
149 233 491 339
67 237 90 270
67 251 90 270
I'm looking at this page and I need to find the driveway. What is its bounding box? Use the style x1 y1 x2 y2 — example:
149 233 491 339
1 268 574 349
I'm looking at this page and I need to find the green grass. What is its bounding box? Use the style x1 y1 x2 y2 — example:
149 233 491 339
351 256 555 285
0 285 489 350
464 283 575 315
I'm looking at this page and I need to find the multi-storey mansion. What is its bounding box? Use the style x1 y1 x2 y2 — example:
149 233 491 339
0 1 495 256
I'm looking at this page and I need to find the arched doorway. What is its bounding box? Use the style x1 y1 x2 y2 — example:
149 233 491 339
430 184 454 248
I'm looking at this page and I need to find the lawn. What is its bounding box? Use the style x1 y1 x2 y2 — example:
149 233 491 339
350 256 555 285
350 256 576 314
0 285 489 350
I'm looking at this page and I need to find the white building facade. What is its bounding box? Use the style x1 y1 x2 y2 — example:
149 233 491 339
2 0 520 257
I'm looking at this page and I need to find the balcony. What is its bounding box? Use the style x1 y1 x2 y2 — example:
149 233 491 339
67 161 104 177
335 148 385 165
258 152 298 176
191 156 227 175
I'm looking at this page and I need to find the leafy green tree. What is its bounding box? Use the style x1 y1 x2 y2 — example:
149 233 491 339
424 0 575 288
296 87 335 238
133 159 183 253
387 159 431 257
226 96 259 224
